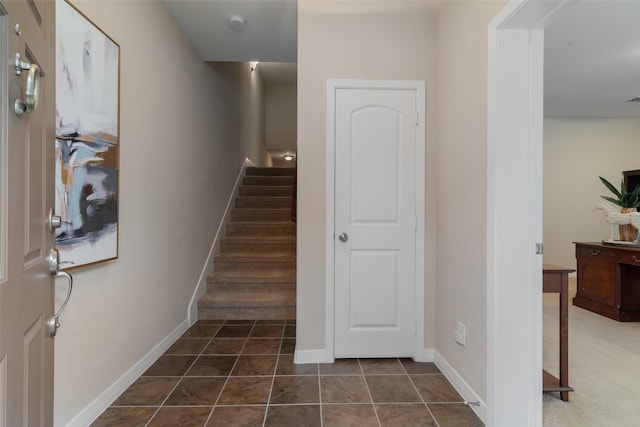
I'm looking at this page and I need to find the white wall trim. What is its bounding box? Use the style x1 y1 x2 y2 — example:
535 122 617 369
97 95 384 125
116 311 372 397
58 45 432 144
325 79 426 361
435 350 486 423
63 319 189 427
187 158 255 324
292 347 435 364
414 347 435 363
293 349 333 364
487 1 568 426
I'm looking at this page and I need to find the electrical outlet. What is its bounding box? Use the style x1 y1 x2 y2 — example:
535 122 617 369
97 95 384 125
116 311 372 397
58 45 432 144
455 321 466 346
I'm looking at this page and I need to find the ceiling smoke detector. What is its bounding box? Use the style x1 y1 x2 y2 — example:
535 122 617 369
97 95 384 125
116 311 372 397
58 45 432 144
227 15 246 31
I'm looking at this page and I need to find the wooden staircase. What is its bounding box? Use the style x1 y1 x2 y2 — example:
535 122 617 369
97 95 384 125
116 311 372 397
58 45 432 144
197 167 296 320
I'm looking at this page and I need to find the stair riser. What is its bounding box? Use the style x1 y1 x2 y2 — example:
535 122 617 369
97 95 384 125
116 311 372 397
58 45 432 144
226 225 295 237
214 262 296 272
208 273 296 284
198 306 296 320
246 167 295 177
215 255 296 263
198 166 297 322
207 282 295 293
239 186 293 197
230 209 291 221
235 198 292 209
221 242 296 253
243 176 294 186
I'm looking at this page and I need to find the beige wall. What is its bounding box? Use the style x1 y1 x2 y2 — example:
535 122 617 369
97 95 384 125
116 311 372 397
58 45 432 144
544 118 640 268
297 0 508 406
434 0 506 403
53 2 258 425
265 80 297 150
248 65 272 166
297 0 438 354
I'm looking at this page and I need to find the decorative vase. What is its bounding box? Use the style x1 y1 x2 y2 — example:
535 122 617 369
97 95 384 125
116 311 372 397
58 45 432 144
619 207 639 242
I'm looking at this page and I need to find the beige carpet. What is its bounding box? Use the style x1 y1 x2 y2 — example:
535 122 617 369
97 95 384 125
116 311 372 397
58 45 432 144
543 277 640 426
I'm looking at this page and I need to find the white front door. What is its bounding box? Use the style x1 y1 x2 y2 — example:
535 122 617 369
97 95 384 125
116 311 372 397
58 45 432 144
0 1 56 425
333 83 419 358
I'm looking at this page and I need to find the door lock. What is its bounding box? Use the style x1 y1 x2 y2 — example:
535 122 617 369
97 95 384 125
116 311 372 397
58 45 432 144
47 247 60 274
49 208 62 232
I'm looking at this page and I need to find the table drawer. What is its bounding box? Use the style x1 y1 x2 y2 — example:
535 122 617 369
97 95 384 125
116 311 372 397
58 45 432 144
616 250 640 265
576 245 615 260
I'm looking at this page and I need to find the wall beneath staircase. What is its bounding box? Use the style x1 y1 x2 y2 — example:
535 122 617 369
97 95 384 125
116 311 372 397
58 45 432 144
53 2 261 425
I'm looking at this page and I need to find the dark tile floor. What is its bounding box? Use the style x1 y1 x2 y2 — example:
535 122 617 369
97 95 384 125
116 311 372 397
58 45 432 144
91 320 484 427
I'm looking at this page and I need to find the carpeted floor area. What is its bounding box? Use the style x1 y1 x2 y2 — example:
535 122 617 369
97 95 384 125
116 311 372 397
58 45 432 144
543 277 640 426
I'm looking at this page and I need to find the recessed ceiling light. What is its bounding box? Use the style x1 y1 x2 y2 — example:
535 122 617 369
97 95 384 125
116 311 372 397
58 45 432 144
283 153 295 161
227 15 245 31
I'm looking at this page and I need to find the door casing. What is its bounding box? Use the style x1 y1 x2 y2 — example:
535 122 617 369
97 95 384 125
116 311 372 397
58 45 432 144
325 79 426 362
487 1 569 425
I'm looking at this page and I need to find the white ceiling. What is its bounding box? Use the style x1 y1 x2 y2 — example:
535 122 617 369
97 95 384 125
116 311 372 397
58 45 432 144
162 1 640 119
161 0 297 62
544 1 640 118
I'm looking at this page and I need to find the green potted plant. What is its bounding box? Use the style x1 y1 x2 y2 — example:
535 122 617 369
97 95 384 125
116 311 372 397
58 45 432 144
599 176 640 241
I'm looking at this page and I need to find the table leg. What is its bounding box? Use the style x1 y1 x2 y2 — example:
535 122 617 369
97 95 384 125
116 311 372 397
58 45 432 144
559 273 569 401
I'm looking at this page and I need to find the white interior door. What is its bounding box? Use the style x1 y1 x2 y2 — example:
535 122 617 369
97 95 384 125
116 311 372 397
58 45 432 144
334 84 418 358
0 1 56 425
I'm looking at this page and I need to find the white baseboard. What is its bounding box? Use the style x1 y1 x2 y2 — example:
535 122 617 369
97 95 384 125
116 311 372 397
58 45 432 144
187 158 255 324
64 319 189 427
294 349 333 364
414 347 435 362
293 347 435 364
434 350 486 423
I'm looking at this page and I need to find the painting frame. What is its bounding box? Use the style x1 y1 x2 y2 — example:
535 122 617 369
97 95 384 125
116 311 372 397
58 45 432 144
55 0 120 269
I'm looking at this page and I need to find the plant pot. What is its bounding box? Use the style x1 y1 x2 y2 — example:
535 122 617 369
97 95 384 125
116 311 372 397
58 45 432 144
619 207 639 242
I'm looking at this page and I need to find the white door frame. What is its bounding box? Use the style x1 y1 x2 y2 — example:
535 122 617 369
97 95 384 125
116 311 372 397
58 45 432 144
325 79 426 362
487 1 569 425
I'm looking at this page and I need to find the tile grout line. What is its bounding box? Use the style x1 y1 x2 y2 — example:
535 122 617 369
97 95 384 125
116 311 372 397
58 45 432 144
202 320 255 427
358 358 383 427
402 360 442 427
144 321 223 427
318 361 323 427
261 322 286 427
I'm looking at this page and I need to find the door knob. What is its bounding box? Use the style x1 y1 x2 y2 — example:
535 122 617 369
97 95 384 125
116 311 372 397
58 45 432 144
338 232 348 242
49 208 62 232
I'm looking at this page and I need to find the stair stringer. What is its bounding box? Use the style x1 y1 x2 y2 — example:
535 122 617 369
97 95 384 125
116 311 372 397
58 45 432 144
187 157 255 325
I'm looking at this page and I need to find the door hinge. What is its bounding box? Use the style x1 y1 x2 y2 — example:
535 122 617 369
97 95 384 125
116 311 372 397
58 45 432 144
415 111 419 126
536 243 543 255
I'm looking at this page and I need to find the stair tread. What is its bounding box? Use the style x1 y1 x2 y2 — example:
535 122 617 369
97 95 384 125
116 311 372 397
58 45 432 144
228 221 294 226
246 167 295 176
207 272 296 286
232 208 291 212
237 196 293 200
222 235 295 241
199 166 297 319
210 269 296 277
199 290 295 306
216 252 295 260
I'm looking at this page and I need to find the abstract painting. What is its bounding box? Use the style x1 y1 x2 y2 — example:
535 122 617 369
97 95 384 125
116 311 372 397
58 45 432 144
55 0 119 268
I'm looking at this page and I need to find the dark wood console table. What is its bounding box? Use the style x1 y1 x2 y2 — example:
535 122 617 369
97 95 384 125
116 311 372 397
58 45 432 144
574 242 640 322
543 263 574 401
